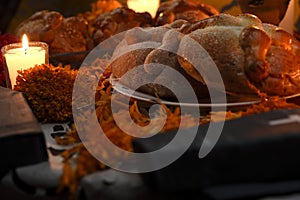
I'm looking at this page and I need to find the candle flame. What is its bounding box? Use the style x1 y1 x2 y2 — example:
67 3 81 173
127 0 160 18
22 34 29 51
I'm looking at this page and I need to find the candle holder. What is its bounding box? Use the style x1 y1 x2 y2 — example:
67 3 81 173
1 41 49 89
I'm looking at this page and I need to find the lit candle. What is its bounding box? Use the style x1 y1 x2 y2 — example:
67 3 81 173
1 34 48 89
127 0 160 18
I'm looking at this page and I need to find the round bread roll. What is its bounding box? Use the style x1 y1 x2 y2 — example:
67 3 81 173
154 0 219 26
178 13 300 97
111 13 300 101
110 24 209 101
15 10 93 63
93 7 154 45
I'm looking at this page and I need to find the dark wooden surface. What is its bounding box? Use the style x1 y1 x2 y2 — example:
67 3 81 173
0 87 48 176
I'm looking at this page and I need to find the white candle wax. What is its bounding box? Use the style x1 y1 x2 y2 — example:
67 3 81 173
2 42 48 89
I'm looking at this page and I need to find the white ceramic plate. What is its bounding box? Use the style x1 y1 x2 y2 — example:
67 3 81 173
110 77 264 108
